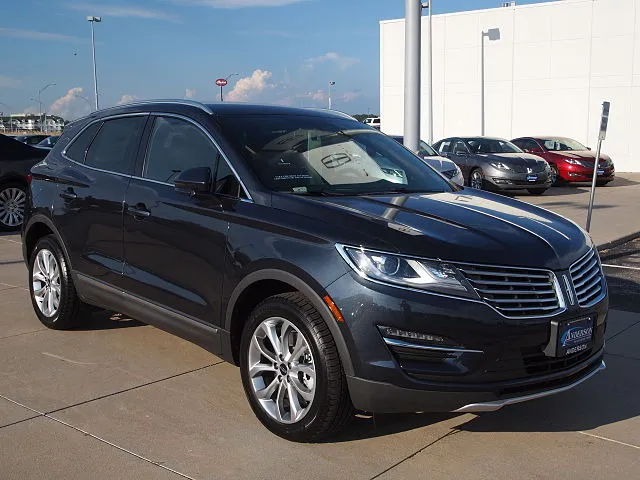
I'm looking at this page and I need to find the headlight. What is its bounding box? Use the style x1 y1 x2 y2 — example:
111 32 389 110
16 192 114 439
564 158 584 166
489 162 511 170
338 245 476 298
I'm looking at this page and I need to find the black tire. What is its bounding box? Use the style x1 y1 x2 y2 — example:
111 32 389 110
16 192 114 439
549 164 563 186
528 188 548 195
239 292 353 442
0 181 27 232
596 180 610 187
469 168 485 190
29 235 87 330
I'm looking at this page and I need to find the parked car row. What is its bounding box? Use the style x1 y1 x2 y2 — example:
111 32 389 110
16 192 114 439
390 134 615 195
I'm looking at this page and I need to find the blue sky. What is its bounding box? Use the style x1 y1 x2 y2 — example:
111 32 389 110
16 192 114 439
1 0 551 120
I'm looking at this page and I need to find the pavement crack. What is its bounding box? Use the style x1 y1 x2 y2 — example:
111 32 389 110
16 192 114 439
369 429 463 480
41 352 97 365
606 320 640 343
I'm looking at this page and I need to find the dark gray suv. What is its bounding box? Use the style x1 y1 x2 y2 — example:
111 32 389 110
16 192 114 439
23 101 607 442
433 136 552 195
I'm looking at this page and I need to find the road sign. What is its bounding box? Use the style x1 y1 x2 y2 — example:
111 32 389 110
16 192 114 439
215 78 228 87
599 101 610 141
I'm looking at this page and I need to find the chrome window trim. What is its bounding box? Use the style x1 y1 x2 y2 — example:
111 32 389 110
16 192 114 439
60 111 253 202
143 112 252 201
383 337 484 354
95 99 214 115
61 112 150 178
335 243 568 320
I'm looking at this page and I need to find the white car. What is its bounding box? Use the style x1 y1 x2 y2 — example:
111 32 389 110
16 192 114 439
363 117 381 129
391 136 465 186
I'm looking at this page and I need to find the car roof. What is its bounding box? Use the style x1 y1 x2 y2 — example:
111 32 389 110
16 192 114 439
83 100 356 122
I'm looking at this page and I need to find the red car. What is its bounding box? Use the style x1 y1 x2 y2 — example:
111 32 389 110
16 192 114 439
511 136 615 186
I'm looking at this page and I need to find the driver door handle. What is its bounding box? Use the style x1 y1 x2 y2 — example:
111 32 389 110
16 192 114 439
127 204 151 218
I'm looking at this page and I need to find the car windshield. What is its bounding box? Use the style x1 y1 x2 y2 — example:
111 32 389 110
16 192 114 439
540 138 588 151
216 115 453 196
465 138 522 154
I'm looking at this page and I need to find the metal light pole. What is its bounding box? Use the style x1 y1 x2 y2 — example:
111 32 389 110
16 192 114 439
220 73 239 102
37 83 55 133
426 1 433 144
480 28 500 136
404 0 421 153
586 101 610 232
87 16 102 111
328 81 335 109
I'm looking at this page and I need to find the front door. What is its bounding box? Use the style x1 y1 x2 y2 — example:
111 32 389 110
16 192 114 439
122 115 228 325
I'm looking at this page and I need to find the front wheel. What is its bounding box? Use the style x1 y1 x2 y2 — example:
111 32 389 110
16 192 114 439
240 292 353 442
549 164 562 186
528 188 548 195
469 169 485 190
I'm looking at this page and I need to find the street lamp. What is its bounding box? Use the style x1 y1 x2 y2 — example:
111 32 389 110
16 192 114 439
328 81 335 109
36 83 56 133
424 1 433 144
480 27 500 136
220 73 239 102
87 16 102 110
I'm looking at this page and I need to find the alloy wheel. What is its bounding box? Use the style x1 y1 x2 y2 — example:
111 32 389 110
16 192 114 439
550 166 558 185
32 249 62 317
470 170 484 190
247 316 316 424
0 187 26 228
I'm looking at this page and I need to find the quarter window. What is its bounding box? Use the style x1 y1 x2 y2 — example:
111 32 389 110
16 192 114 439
214 157 244 198
144 117 220 184
85 117 146 175
65 122 101 163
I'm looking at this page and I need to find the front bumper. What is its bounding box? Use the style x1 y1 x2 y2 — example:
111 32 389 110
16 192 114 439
559 164 615 183
326 271 608 413
485 167 552 190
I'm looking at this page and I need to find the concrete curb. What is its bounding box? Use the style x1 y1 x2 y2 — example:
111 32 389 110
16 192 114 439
597 231 640 252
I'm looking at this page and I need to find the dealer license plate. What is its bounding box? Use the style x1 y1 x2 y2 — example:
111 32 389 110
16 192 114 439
557 316 594 356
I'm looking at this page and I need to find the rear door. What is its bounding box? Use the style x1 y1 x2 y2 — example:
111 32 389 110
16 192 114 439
53 114 147 288
121 114 230 324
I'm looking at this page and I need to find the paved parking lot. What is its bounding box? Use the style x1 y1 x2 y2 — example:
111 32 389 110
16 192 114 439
1 180 639 479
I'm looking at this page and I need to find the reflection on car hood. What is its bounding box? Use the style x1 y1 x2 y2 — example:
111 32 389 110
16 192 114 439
281 189 591 270
478 153 546 165
422 155 458 172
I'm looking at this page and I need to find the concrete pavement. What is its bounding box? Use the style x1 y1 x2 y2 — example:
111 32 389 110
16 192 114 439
1 187 639 479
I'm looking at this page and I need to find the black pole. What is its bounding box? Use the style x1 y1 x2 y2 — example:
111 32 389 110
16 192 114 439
220 85 223 102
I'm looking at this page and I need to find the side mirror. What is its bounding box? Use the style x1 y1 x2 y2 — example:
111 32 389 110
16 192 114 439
587 147 592 151
174 167 212 194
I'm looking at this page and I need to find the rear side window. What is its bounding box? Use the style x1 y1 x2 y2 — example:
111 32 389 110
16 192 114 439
85 116 146 175
65 122 101 163
143 116 220 184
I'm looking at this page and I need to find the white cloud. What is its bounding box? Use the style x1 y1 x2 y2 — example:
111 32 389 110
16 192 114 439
184 88 196 99
227 70 275 102
48 87 91 120
304 52 359 71
340 91 362 102
0 75 22 88
116 94 138 105
67 3 179 21
175 0 305 8
0 28 79 42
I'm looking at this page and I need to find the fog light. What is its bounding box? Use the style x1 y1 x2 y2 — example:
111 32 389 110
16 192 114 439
378 326 456 347
569 173 581 177
493 178 509 184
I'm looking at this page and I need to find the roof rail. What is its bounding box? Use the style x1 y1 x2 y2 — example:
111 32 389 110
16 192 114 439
95 99 214 115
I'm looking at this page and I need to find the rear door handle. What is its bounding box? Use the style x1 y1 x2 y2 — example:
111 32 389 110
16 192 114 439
127 204 151 218
60 189 77 200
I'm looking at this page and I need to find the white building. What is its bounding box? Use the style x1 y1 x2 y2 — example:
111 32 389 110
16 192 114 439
380 0 640 172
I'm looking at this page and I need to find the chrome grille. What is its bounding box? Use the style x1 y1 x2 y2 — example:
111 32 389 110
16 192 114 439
456 263 561 318
570 249 604 306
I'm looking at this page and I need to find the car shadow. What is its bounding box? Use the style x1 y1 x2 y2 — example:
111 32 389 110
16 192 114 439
74 310 145 331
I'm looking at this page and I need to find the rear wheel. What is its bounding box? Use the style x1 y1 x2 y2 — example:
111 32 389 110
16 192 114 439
29 235 88 330
240 292 353 442
0 182 27 232
528 188 548 195
469 169 485 190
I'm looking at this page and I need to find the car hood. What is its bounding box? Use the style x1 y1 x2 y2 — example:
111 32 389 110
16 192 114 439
276 189 591 270
422 156 458 172
478 152 546 165
549 151 612 163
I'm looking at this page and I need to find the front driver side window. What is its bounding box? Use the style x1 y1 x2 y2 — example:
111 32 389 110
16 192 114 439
144 116 220 184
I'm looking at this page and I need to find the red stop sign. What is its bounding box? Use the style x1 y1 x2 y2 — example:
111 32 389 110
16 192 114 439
215 78 228 87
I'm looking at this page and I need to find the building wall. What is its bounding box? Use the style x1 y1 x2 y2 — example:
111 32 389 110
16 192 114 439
380 0 640 172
